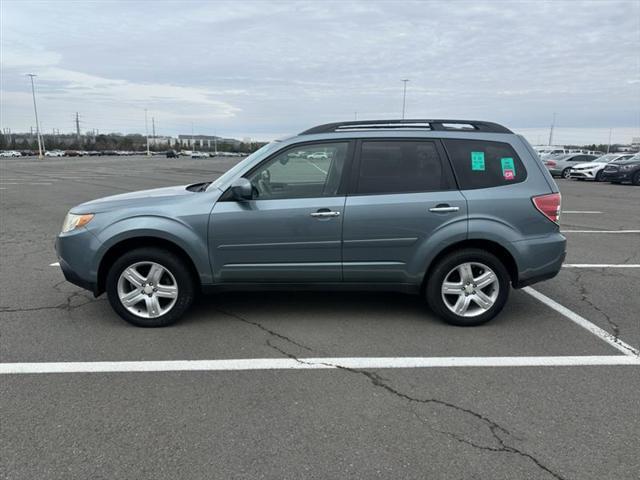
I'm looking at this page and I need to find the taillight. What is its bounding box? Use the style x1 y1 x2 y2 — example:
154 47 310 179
532 193 561 224
545 160 557 167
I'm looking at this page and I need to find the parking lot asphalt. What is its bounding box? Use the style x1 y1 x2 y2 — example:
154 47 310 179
1 155 639 480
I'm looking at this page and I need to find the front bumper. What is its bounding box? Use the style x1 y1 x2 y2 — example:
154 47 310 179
569 169 597 180
55 228 102 295
601 170 632 182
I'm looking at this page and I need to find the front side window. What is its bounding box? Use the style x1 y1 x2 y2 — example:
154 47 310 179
443 139 527 189
247 142 348 200
356 140 452 194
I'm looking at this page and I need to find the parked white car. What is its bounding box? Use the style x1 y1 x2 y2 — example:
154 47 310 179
0 150 22 157
307 152 328 159
191 151 209 158
44 150 65 157
569 153 635 181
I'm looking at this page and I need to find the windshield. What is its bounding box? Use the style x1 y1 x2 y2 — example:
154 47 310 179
207 142 280 191
592 154 618 162
617 153 640 164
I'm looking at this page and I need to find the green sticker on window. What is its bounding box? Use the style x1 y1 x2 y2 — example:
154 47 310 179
501 157 515 173
471 151 485 171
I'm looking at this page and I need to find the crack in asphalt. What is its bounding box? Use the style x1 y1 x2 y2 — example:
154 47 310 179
424 419 567 480
215 308 315 353
0 281 100 314
221 308 566 480
571 270 621 340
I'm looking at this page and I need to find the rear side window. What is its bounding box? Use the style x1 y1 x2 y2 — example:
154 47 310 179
356 140 453 194
442 139 527 189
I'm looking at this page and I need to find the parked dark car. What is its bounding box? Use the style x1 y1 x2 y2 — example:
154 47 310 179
65 150 83 157
601 153 640 185
166 150 179 158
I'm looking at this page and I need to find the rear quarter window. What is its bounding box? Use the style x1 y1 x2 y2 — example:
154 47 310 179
442 139 527 189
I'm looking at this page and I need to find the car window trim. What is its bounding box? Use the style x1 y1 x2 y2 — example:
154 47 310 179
441 138 528 190
219 139 355 202
347 138 457 196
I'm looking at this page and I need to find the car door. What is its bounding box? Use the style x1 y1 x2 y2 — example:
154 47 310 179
342 139 467 284
209 141 353 283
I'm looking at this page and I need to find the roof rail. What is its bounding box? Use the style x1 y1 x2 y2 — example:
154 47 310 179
300 119 513 135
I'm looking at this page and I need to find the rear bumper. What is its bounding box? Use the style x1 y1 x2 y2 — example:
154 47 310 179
511 232 566 288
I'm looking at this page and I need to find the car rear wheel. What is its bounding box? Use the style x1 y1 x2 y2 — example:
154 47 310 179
426 249 510 326
595 170 604 182
561 168 572 179
106 248 195 327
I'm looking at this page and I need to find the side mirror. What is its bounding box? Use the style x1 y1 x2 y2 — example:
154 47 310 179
230 177 253 201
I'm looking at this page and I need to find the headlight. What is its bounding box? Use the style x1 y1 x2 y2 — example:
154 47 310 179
61 213 94 233
620 165 634 171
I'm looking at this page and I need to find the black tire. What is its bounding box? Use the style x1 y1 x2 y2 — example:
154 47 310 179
561 168 572 179
632 171 640 186
595 170 603 182
106 247 195 327
425 248 510 327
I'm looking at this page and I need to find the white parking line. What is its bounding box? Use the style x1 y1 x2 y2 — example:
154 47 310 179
0 182 54 185
562 211 602 214
561 230 640 233
305 159 328 175
523 287 639 356
1 355 638 375
563 264 640 268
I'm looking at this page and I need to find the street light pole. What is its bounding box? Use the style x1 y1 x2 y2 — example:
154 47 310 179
144 109 150 156
401 79 409 120
27 74 43 158
548 112 556 146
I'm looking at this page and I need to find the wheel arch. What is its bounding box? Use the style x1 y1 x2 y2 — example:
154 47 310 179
97 236 201 295
421 239 518 293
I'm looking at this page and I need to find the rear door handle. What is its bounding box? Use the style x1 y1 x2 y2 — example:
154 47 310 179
310 210 341 218
429 205 460 213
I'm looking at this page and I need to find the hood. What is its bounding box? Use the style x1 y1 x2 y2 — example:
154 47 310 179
72 185 196 213
573 162 604 169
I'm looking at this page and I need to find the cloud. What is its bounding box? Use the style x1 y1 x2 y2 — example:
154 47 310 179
1 0 638 139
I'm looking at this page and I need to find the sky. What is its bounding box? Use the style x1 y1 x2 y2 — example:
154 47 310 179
1 0 639 144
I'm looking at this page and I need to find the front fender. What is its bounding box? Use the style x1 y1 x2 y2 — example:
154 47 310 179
93 215 212 284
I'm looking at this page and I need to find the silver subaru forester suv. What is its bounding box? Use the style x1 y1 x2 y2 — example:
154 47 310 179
56 119 566 327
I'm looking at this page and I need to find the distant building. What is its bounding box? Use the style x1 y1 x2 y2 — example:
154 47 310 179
148 136 174 147
177 134 241 149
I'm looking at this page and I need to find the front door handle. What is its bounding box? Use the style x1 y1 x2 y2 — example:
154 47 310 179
310 210 341 218
429 205 460 213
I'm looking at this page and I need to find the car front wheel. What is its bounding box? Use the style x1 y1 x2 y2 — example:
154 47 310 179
106 248 195 327
633 171 640 186
426 249 510 326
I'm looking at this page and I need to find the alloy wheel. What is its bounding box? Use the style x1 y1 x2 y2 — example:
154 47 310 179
117 261 178 318
441 262 500 317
